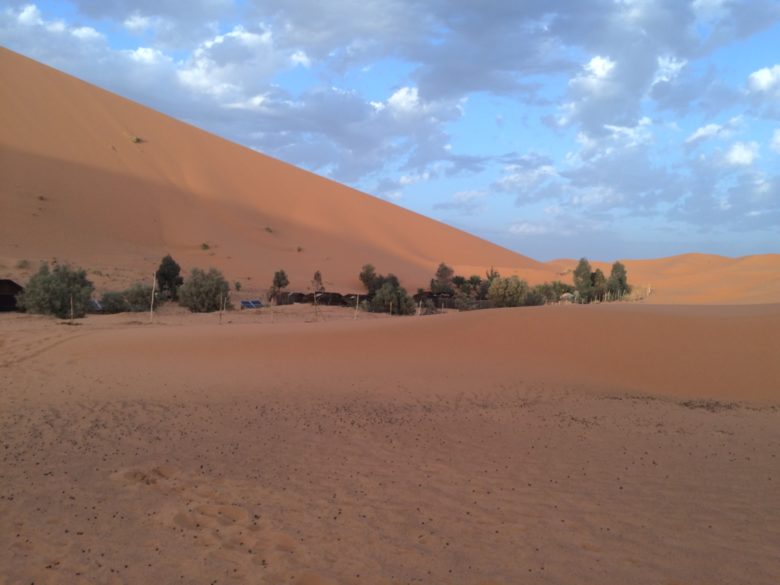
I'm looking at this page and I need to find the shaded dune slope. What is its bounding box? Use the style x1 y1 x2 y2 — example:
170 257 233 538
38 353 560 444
0 47 550 293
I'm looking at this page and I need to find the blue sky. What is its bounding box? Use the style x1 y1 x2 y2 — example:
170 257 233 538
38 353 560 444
2 0 779 260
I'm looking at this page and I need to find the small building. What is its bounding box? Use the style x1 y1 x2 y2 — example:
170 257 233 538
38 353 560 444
559 292 575 304
0 279 24 311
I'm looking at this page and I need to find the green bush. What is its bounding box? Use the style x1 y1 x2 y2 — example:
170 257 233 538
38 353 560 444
487 276 530 308
156 254 183 300
124 283 154 312
99 284 154 314
99 291 130 314
268 269 289 303
178 268 231 312
18 263 94 318
359 264 379 294
607 261 631 298
573 258 593 302
430 262 455 295
371 281 416 315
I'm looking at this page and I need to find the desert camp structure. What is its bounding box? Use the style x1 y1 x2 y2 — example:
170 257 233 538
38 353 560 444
0 279 23 311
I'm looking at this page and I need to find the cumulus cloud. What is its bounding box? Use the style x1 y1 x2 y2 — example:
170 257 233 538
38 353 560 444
724 141 759 166
747 64 780 94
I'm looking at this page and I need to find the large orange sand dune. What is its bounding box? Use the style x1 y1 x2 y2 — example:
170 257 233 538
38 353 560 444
2 47 779 303
0 47 552 296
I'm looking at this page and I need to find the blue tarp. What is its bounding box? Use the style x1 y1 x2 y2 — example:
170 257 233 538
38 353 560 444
240 300 263 309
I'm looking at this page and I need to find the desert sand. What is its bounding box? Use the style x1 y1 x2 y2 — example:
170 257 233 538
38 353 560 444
2 304 780 584
2 47 780 585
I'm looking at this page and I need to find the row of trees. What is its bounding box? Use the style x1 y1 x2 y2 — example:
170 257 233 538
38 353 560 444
427 262 576 309
359 264 416 315
16 256 233 318
16 254 632 320
572 258 631 303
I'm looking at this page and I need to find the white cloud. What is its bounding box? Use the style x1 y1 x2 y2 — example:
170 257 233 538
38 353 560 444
387 86 421 113
290 50 311 67
586 56 615 79
604 116 652 147
771 129 780 154
569 56 617 97
123 13 152 33
724 141 759 166
653 55 687 85
748 65 780 93
496 162 557 193
509 222 551 236
686 123 723 144
17 5 43 26
126 47 169 65
71 26 103 41
685 115 742 147
398 171 430 186
434 190 488 213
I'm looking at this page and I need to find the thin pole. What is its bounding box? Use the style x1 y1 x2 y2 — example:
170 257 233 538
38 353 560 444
354 294 359 320
150 272 156 323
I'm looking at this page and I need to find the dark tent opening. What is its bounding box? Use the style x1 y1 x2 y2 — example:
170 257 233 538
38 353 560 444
0 279 24 311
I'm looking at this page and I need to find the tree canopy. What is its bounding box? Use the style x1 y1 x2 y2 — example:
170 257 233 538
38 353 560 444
156 254 183 300
17 263 94 319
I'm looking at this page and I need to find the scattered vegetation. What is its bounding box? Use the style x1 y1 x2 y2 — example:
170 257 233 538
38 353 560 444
430 262 455 295
178 268 231 313
15 259 30 270
200 242 211 251
124 282 154 312
97 283 153 314
130 135 143 144
99 290 131 314
17 263 94 319
234 281 242 292
487 275 531 307
371 280 416 315
268 269 290 304
264 227 274 234
574 258 632 303
156 254 183 300
358 265 415 315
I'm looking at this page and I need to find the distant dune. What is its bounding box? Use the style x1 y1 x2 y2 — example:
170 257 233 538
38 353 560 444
547 254 780 304
2 47 779 303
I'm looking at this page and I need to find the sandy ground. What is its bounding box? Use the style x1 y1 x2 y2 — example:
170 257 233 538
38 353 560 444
2 303 779 584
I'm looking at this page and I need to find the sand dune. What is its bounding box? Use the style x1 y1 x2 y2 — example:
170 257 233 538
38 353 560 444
0 47 552 297
2 305 779 584
2 47 778 303
547 253 780 304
